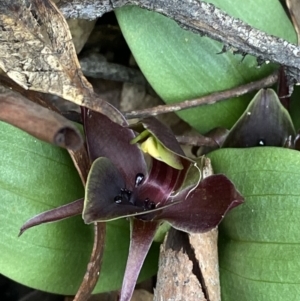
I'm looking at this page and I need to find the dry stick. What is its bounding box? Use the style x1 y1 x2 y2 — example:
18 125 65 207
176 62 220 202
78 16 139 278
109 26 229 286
0 75 91 185
0 88 83 150
176 135 217 147
124 71 279 119
80 53 148 86
74 223 106 301
58 0 300 85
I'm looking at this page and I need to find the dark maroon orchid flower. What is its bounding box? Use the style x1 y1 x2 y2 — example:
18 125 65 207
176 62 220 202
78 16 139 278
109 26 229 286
194 88 297 156
222 88 296 148
20 109 243 301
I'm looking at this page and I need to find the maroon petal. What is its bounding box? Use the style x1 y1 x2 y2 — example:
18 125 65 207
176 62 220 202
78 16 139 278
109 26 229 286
119 218 159 301
83 157 146 223
83 147 205 224
132 157 197 211
19 198 83 236
155 175 244 233
83 152 201 223
83 108 147 190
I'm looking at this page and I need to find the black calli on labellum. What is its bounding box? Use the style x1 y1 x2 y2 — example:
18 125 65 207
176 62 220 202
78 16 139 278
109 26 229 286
20 108 244 301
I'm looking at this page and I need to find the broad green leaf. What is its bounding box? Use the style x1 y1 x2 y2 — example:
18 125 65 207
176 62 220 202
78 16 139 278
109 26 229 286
208 147 300 301
0 121 159 295
116 1 296 133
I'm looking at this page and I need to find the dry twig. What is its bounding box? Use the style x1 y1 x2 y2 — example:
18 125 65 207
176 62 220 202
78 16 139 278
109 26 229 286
0 88 83 150
124 71 278 119
57 0 300 87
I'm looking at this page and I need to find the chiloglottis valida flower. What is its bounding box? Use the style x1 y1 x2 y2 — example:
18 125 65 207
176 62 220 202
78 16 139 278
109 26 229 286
194 88 298 156
20 108 244 301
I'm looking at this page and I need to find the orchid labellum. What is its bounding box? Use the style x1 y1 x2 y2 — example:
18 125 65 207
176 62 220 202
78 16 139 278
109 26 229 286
20 109 243 301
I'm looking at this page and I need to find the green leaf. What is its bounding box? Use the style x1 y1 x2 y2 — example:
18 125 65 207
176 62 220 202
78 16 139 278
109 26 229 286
208 147 300 301
0 121 159 295
116 1 296 133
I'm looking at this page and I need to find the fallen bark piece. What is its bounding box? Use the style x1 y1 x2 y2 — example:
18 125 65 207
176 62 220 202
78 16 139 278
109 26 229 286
189 229 220 301
154 229 206 301
154 157 220 301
